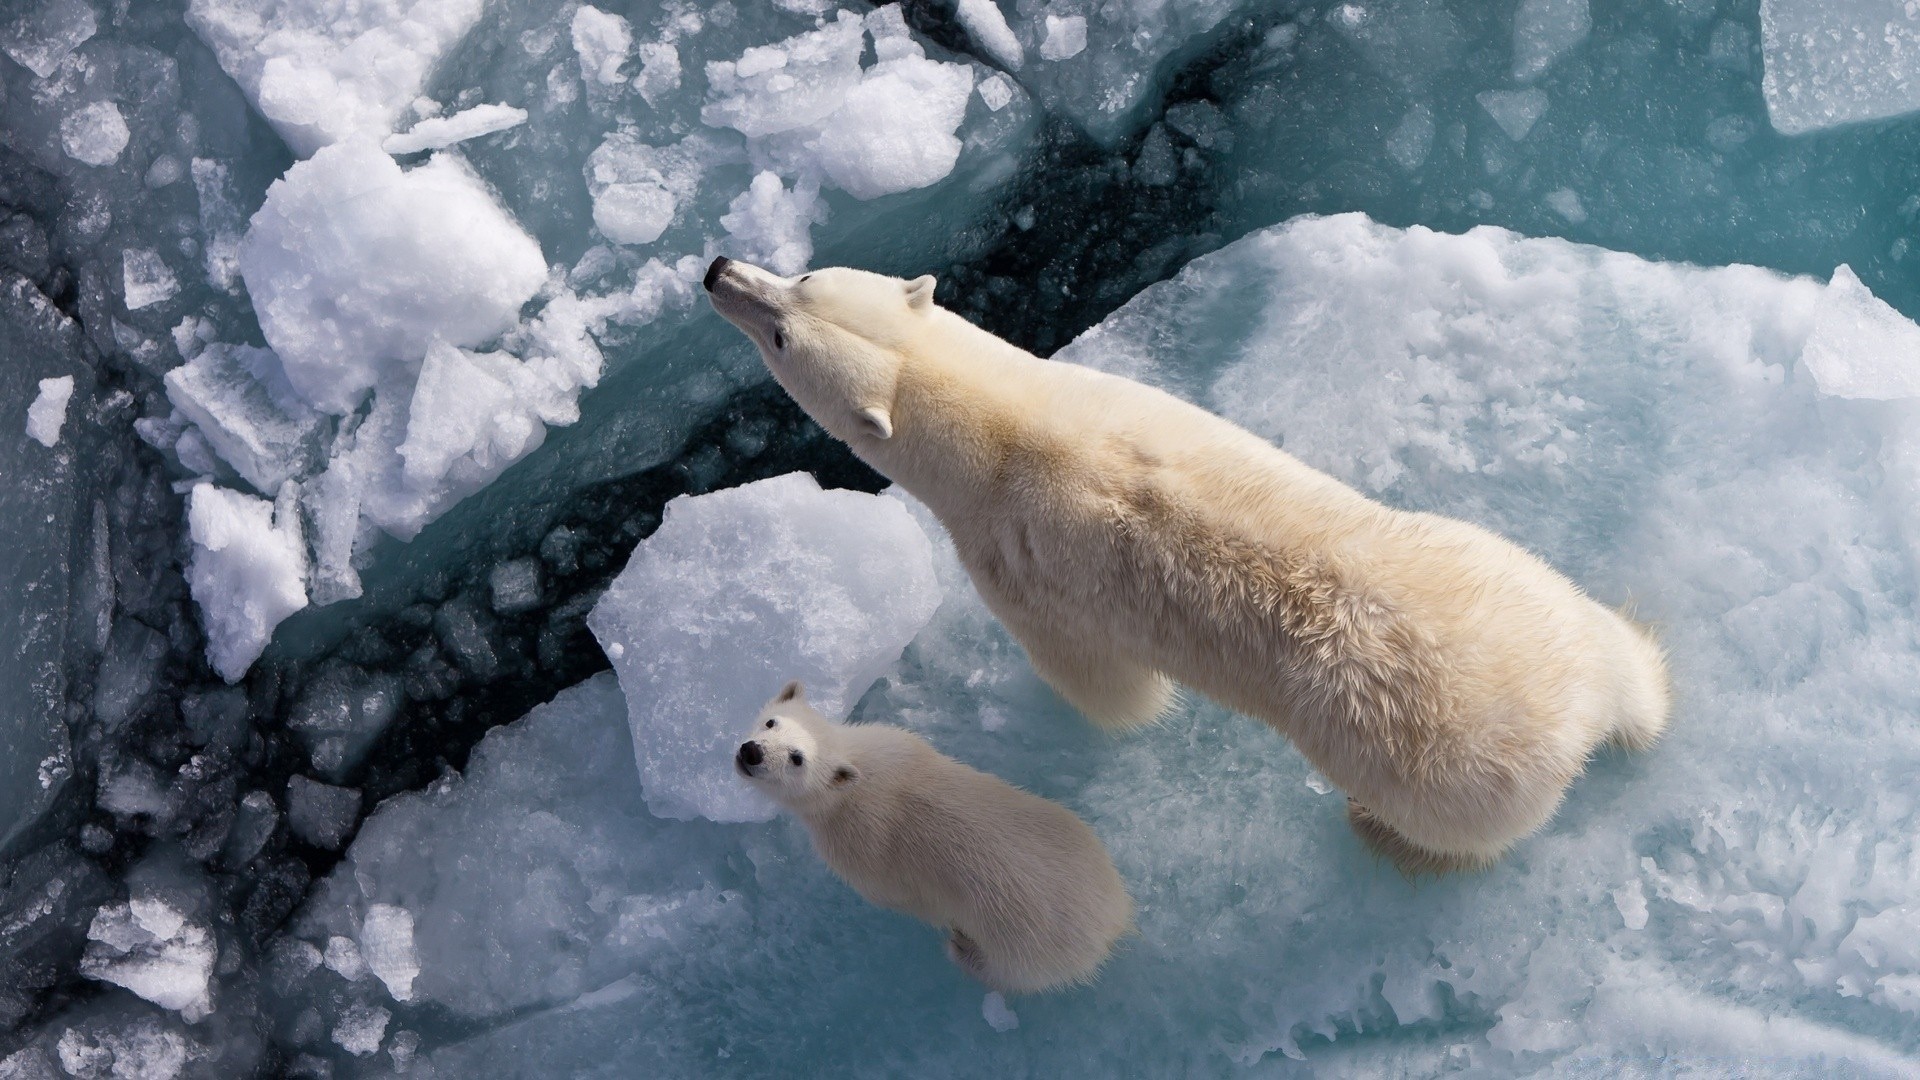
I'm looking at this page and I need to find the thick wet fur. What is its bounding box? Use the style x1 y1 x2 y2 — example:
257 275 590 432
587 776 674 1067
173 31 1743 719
738 682 1133 993
708 259 1672 872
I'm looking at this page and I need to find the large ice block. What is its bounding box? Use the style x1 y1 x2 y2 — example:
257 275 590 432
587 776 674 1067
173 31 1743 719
1761 0 1920 135
587 473 942 823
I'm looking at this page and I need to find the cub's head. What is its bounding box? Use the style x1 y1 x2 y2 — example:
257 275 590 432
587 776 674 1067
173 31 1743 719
703 256 938 447
735 680 858 810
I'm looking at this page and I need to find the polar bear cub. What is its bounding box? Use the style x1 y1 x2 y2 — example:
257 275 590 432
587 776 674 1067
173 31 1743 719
706 256 1672 875
736 681 1132 994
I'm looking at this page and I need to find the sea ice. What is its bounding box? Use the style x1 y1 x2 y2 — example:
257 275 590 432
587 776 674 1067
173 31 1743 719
955 0 1023 71
58 100 128 167
79 898 216 1023
1478 87 1549 140
1511 0 1590 82
163 343 327 495
719 171 820 277
25 376 73 449
185 0 488 156
0 0 97 79
1038 15 1087 62
286 775 361 850
380 103 527 155
586 473 942 823
120 249 178 311
183 483 307 682
237 139 548 416
1761 0 1920 135
571 5 632 88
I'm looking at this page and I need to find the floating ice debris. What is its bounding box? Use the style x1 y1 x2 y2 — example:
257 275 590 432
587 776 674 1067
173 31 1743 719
59 101 128 167
1478 87 1549 140
1801 265 1920 400
186 0 489 156
184 484 308 682
287 775 361 850
80 899 217 1023
1511 0 1590 82
981 992 1019 1032
1 0 98 79
587 473 942 823
571 5 632 88
25 376 73 448
955 0 1022 71
380 103 528 154
238 138 547 416
1039 15 1087 62
1761 0 1920 135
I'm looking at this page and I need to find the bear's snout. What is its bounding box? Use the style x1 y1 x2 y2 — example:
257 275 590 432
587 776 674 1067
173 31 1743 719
735 739 763 776
704 255 731 292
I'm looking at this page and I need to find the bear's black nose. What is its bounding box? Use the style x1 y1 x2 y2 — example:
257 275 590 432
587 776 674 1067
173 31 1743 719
736 740 763 774
704 255 731 292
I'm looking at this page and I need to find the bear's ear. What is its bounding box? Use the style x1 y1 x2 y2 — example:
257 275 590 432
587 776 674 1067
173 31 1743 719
776 680 804 703
904 275 936 310
831 765 857 786
855 405 893 441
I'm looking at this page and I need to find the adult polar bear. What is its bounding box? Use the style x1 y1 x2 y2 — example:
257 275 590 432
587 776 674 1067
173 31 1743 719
704 256 1670 873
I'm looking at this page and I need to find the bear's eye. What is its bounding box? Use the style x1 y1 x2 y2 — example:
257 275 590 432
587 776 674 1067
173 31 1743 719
772 330 786 350
798 274 812 283
788 750 804 767
764 718 776 729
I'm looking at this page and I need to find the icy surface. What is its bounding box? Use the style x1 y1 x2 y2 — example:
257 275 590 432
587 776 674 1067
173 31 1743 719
1761 0 1920 134
183 484 307 682
185 0 488 156
587 473 942 823
25 376 73 449
79 898 216 1023
238 139 547 416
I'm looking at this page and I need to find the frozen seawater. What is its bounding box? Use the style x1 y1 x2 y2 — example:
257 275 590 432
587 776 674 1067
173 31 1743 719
1761 0 1920 134
277 214 1920 1075
587 472 942 823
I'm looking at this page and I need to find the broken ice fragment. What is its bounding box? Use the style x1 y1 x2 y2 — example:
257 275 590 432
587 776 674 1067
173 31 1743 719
380 103 527 155
1800 265 1920 400
587 473 942 823
701 11 866 138
25 376 73 448
1478 88 1549 140
184 483 308 682
1761 0 1920 135
360 904 420 1002
164 343 327 493
571 5 631 87
332 1003 390 1056
1039 15 1088 61
1 0 97 79
121 249 178 311
79 899 216 1022
59 101 128 167
287 775 361 850
955 0 1023 70
720 172 818 277
982 992 1019 1032
1511 0 1590 82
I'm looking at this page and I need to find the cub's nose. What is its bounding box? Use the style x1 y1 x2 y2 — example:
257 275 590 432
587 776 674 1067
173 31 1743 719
735 739 763 774
704 255 731 292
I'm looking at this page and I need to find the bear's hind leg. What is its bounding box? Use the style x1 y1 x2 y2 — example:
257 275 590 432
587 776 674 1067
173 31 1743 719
1347 798 1490 876
1013 628 1175 731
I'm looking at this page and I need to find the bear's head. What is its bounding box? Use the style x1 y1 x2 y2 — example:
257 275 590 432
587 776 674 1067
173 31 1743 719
704 256 937 448
736 680 858 810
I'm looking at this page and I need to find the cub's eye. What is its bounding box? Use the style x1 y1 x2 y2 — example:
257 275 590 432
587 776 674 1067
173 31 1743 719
772 330 786 350
788 750 804 767
764 718 776 729
798 274 812 283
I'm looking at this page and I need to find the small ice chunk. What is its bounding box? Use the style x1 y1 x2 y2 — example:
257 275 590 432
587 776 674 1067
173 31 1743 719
1039 15 1088 61
1800 265 1920 399
1386 104 1435 171
571 5 632 87
59 101 129 166
287 775 362 850
633 41 681 106
381 103 527 154
185 483 308 682
587 473 943 822
1478 87 1549 140
79 899 216 1022
955 0 1023 70
719 172 819 277
25 376 73 448
982 991 1019 1031
701 11 867 138
121 249 179 311
809 47 976 200
1614 879 1649 930
238 139 547 415
1544 187 1587 223
1 0 97 78
585 133 715 246
185 0 490 156
1761 0 1920 135
489 557 542 614
978 72 1014 111
224 790 277 865
394 341 554 500
360 903 420 1002
164 343 327 494
288 663 404 778
324 934 366 980
333 1003 390 1056
1511 0 1591 82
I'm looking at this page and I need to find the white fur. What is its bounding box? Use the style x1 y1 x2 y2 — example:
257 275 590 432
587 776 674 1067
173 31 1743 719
708 260 1672 873
737 682 1132 993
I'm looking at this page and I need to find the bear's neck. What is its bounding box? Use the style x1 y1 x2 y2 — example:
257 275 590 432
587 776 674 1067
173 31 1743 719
858 310 1056 521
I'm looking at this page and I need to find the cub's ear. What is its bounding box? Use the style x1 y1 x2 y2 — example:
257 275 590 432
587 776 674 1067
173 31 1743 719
776 680 804 703
904 275 936 310
855 405 893 441
831 765 857 786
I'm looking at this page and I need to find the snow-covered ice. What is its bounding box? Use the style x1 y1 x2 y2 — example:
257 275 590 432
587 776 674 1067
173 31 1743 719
25 375 73 448
587 473 942 823
183 484 307 682
80 898 216 1023
1761 0 1920 134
